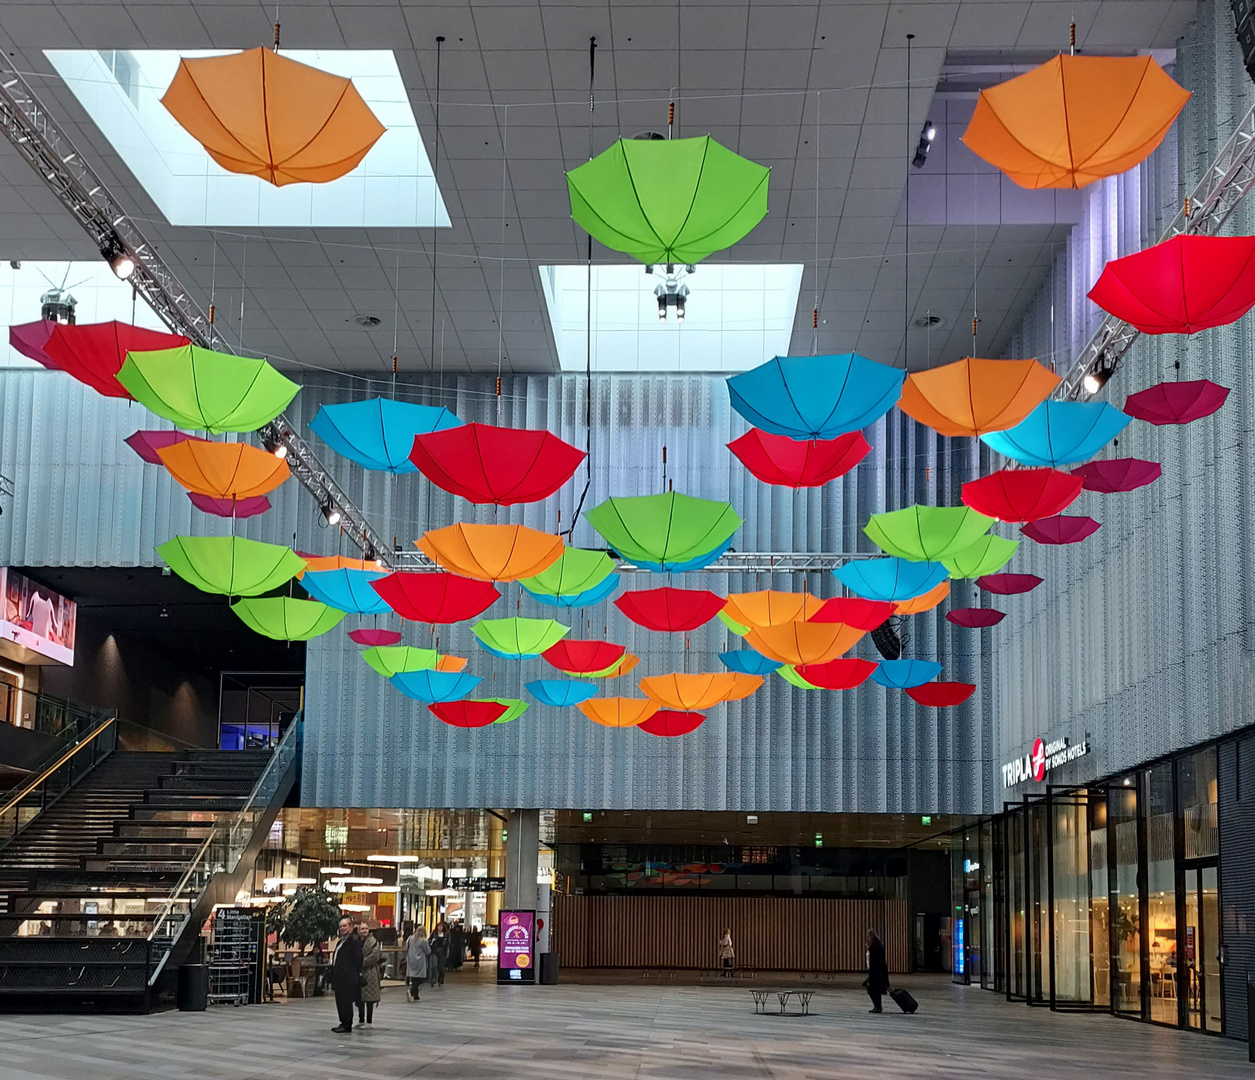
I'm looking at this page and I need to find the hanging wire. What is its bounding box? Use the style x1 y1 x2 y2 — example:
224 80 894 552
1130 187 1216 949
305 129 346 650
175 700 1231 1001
431 36 444 379
904 34 913 370
497 105 508 426
813 91 820 355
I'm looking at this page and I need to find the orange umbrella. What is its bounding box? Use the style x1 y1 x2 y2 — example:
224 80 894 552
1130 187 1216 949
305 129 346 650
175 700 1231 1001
898 358 1059 437
962 54 1189 189
639 672 763 710
594 653 641 680
437 655 469 673
162 48 385 186
745 620 866 666
577 697 660 728
893 581 950 615
296 555 377 580
723 590 826 630
157 440 290 499
415 524 564 582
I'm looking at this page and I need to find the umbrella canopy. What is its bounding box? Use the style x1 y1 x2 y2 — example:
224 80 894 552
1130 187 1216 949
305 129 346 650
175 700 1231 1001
1088 235 1255 334
410 423 586 505
438 655 469 672
587 492 740 571
157 536 304 596
834 558 950 602
638 710 706 737
232 596 346 640
589 654 640 680
1123 380 1231 425
793 657 877 691
727 429 870 488
961 468 1083 523
299 555 377 576
428 700 508 728
576 697 660 728
157 440 290 500
9 321 57 368
301 568 391 614
542 640 626 675
977 573 1042 595
371 572 500 623
627 539 734 574
416 524 564 582
472 617 570 660
520 548 616 603
727 353 905 440
161 47 385 186
126 429 205 465
348 628 403 647
947 608 1006 628
893 581 951 615
746 621 865 666
810 597 898 631
485 698 530 724
718 649 781 676
639 672 762 710
982 401 1131 467
1020 515 1102 545
391 669 482 704
566 135 769 264
906 682 976 707
525 575 620 609
119 345 300 434
1072 458 1161 494
942 535 1020 580
961 54 1189 189
187 493 272 519
723 591 825 630
44 321 189 399
864 505 994 562
898 357 1060 437
309 398 461 473
870 659 943 690
777 665 822 690
615 587 727 632
525 679 599 708
360 646 440 678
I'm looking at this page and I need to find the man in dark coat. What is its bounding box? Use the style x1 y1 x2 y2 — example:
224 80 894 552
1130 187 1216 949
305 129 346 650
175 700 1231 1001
865 929 890 1013
329 915 364 1033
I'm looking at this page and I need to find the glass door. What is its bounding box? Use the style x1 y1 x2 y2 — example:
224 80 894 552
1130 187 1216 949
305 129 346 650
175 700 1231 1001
1183 863 1222 1032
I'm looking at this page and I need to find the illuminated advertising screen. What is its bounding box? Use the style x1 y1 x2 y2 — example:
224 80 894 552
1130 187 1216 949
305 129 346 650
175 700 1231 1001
0 568 76 665
496 909 535 984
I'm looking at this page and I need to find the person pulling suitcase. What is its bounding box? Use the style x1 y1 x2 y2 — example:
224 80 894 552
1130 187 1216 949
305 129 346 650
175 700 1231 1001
864 929 890 1013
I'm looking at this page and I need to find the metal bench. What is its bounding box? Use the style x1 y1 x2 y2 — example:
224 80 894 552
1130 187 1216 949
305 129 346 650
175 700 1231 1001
750 988 815 1015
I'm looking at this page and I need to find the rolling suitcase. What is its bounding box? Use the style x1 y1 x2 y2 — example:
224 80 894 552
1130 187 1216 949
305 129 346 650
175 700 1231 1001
889 987 918 1014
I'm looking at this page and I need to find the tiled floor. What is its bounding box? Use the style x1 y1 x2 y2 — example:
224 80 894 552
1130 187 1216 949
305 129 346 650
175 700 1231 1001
0 972 1249 1078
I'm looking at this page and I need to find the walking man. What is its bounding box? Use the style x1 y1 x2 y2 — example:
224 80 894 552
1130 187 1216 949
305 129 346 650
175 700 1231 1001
329 915 364 1033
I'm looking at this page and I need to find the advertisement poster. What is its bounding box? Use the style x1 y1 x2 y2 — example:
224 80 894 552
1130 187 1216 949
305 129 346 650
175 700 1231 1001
496 909 535 983
0 568 76 665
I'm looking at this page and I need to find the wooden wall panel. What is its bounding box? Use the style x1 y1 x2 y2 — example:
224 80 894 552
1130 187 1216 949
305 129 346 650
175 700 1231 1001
551 895 909 972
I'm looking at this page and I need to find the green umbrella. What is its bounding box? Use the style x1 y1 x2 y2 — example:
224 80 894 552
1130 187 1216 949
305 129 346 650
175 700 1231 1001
520 548 616 599
231 596 345 640
566 136 770 264
472 617 570 659
777 665 821 690
360 645 441 678
484 698 530 724
717 609 750 635
118 344 299 434
864 505 994 562
942 534 1019 579
586 492 741 570
156 535 305 597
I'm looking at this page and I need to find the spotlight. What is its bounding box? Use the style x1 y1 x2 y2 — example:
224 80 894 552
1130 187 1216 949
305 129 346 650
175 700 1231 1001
39 288 76 325
99 231 135 280
263 432 288 459
912 120 936 169
657 293 668 322
870 618 903 660
322 500 342 526
1082 349 1120 396
675 292 686 322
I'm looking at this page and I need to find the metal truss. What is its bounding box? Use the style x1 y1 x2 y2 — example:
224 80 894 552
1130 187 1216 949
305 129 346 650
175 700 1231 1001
390 548 875 573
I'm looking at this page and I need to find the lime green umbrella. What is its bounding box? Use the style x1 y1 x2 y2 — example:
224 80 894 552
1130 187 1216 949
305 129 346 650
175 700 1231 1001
360 645 441 678
231 596 345 640
157 536 304 597
566 136 770 264
473 617 570 660
485 698 530 724
942 534 1019 579
777 665 821 690
587 492 741 571
864 505 994 562
520 548 616 602
718 609 750 635
118 344 299 434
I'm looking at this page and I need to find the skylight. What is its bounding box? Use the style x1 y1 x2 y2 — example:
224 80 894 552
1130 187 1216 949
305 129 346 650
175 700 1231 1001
44 49 450 230
539 264 803 372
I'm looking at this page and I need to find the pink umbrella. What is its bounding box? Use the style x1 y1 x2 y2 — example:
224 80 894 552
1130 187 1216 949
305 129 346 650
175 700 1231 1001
1072 458 1161 494
348 628 403 647
187 492 272 518
946 608 1006 628
125 429 206 465
9 321 58 368
977 573 1042 595
1020 515 1101 545
1123 380 1230 426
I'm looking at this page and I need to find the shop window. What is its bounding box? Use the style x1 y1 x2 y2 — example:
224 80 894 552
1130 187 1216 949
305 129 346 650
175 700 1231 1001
1145 763 1177 1024
1178 748 1218 860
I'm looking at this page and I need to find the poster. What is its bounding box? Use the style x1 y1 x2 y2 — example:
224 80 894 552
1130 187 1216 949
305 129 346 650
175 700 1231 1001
0 568 76 665
496 909 535 983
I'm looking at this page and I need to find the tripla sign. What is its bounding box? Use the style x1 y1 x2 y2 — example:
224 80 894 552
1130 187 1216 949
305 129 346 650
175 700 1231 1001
1002 735 1090 789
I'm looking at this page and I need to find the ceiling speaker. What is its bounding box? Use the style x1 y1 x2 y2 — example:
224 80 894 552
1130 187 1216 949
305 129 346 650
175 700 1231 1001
870 619 902 661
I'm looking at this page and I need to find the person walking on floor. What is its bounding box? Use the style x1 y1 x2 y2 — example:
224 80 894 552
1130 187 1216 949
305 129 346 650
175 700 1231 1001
405 928 432 1001
428 921 450 987
718 927 735 976
329 916 363 1034
357 921 382 1027
865 929 890 1013
468 925 483 969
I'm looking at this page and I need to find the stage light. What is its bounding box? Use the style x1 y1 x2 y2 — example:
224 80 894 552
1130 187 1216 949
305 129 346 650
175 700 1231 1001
99 231 135 279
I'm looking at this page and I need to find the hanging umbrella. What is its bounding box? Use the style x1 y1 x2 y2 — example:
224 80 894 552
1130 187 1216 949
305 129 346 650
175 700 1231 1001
981 401 1131 467
301 568 391 614
1020 515 1102 545
723 591 826 630
472 617 570 660
638 711 706 737
864 505 994 562
589 653 640 680
628 539 734 573
727 353 905 440
525 575 620 609
162 47 385 186
961 54 1190 189
416 524 564 582
525 679 599 708
119 345 299 434
1123 379 1230 425
942 535 1019 580
1088 235 1255 334
44 321 189 399
870 659 943 690
947 608 1006 628
371 572 500 623
576 697 660 728
906 682 976 707
1072 458 1161 494
810 597 898 631
639 672 762 710
187 493 272 519
615 587 727 632
391 669 482 704
157 536 304 597
157 440 290 500
299 555 378 576
349 628 403 647
519 548 617 606
727 429 870 488
718 649 781 676
961 468 1083 523
977 573 1042 595
438 655 469 673
542 639 626 675
309 398 461 473
793 657 877 691
428 700 508 728
486 698 530 724
776 665 822 690
125 429 206 465
893 581 950 615
410 423 586 505
586 492 740 572
745 621 865 666
9 321 58 368
360 646 441 677
898 357 1060 437
566 135 770 264
834 558 949 602
232 596 345 640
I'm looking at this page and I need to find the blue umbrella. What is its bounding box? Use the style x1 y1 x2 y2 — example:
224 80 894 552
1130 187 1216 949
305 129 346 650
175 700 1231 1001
523 574 620 609
834 557 950 601
301 568 390 614
309 398 462 472
980 400 1131 467
727 353 905 440
719 649 781 675
390 669 481 703
870 658 943 689
625 538 733 573
525 679 599 707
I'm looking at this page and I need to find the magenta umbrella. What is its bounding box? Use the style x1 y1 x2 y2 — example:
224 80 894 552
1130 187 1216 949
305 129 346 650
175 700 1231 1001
187 492 272 518
125 429 206 465
977 573 1042 595
348 628 403 647
1020 516 1101 545
9 321 58 368
1123 380 1230 426
1072 458 1161 494
946 608 1006 628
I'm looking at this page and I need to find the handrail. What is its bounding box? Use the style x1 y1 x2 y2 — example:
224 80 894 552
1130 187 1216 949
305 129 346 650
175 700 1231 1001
0 716 115 818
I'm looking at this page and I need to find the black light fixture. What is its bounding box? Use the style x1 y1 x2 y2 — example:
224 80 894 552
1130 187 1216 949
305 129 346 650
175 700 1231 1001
650 263 693 322
321 500 342 526
870 618 903 660
99 230 135 280
39 287 76 325
1082 349 1120 395
263 431 289 459
911 120 937 169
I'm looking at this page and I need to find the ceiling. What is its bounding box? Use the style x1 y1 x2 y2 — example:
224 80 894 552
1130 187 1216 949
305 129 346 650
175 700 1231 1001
0 1 1195 378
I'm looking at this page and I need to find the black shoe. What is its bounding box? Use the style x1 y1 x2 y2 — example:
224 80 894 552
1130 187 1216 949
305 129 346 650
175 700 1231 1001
869 1008 882 1014
331 1025 352 1033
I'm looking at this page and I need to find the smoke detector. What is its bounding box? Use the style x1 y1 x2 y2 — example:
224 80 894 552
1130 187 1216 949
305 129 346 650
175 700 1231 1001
352 313 382 328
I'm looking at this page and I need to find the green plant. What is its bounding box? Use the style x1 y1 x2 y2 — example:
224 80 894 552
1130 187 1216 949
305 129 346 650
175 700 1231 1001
278 886 343 949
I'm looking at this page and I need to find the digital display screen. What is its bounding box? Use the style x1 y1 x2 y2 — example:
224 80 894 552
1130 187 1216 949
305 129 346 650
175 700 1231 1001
1 568 76 665
497 910 535 982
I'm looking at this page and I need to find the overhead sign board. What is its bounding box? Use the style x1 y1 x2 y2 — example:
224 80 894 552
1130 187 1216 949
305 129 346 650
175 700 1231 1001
1002 735 1090 789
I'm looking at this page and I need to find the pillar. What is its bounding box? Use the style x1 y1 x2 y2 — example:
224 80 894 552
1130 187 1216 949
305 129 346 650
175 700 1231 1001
486 813 506 928
503 808 540 913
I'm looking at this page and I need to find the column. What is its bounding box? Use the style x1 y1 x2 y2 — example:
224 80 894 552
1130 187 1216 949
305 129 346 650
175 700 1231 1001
503 808 540 913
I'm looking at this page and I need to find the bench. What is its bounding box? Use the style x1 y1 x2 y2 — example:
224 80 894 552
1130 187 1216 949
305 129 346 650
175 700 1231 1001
750 988 815 1015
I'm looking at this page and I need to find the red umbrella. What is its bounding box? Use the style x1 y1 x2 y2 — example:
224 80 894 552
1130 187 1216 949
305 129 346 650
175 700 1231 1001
906 682 975 707
125 429 207 465
428 701 508 728
1020 515 1101 545
977 573 1042 595
1072 458 1161 494
810 597 897 631
1087 234 1255 334
543 639 627 675
961 468 1083 523
187 493 271 518
638 710 706 737
1123 380 1230 425
371 572 501 623
614 587 727 632
946 608 1006 628
43 321 190 398
348 628 403 646
409 423 586 505
727 429 869 488
9 321 58 368
793 657 877 691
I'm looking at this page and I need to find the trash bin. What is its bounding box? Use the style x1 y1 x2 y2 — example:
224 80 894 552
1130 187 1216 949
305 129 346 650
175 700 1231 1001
540 952 561 985
177 964 208 1011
